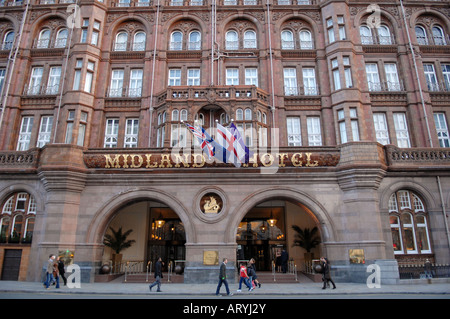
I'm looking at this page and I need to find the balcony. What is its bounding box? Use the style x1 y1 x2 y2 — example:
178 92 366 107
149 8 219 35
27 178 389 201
156 85 269 106
385 145 450 171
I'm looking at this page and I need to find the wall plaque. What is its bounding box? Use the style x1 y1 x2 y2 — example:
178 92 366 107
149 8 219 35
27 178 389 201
203 251 219 265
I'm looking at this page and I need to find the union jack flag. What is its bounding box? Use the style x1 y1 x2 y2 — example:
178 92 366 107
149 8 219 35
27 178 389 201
184 122 215 159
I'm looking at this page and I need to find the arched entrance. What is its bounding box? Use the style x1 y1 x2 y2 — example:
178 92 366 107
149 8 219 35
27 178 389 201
102 199 186 272
236 199 322 271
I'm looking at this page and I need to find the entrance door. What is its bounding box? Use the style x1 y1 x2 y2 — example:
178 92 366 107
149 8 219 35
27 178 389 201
238 241 270 271
1 249 22 280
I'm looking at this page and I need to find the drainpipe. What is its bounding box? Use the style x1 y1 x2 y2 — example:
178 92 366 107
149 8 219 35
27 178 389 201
399 0 433 147
148 0 161 147
437 176 450 250
0 0 30 143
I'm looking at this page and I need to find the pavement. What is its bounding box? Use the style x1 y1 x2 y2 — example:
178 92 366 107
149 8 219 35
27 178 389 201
0 276 449 297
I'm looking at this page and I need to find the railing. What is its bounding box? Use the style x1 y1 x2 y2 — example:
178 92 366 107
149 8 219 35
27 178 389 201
398 263 450 280
107 87 142 98
367 81 405 92
124 260 145 282
288 260 298 281
284 85 320 96
23 84 60 96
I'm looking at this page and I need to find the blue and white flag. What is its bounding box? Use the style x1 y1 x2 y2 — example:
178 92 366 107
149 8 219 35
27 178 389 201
229 122 252 164
184 122 215 159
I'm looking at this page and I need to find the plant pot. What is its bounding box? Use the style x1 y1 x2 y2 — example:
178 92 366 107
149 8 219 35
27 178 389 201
304 252 314 262
112 253 122 273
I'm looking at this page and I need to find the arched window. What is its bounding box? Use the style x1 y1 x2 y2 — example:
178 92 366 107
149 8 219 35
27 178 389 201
24 217 34 242
244 108 252 120
180 109 188 121
299 30 313 49
377 25 392 45
188 31 201 50
55 28 68 48
432 26 446 45
37 29 51 48
11 214 23 241
195 113 204 125
281 30 294 49
359 25 373 45
415 26 428 45
133 31 146 51
0 217 9 242
388 190 432 255
170 31 183 50
236 108 243 121
3 30 14 50
172 109 179 121
115 32 128 51
226 30 239 50
243 30 257 49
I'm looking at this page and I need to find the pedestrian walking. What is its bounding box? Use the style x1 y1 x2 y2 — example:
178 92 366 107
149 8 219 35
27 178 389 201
248 258 261 288
237 262 253 292
320 257 336 289
216 258 233 296
57 256 67 286
43 254 57 289
149 257 163 292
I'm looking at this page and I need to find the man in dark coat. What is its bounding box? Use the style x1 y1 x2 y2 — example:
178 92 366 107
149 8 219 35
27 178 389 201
149 257 163 292
216 258 233 296
281 250 289 273
320 257 336 289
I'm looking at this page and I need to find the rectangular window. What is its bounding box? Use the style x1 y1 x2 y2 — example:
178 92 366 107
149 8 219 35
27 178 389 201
109 69 124 97
337 16 346 40
442 64 450 91
47 66 61 94
338 109 347 144
77 111 88 147
373 113 390 145
28 67 43 95
124 118 139 148
245 68 258 87
343 57 352 88
307 117 322 146
434 112 450 147
423 63 438 91
384 63 400 91
0 68 5 93
326 18 335 43
287 117 301 146
168 68 181 86
226 68 239 85
365 63 381 91
84 61 95 93
17 116 33 151
283 68 298 95
302 68 317 95
104 118 119 148
129 69 143 97
187 68 200 86
65 110 75 144
350 108 360 142
393 112 411 148
37 116 53 148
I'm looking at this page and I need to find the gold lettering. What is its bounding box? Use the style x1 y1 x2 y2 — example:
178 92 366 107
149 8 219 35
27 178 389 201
192 154 205 167
145 154 158 168
122 154 130 168
305 152 318 167
159 154 173 168
129 154 143 168
291 153 303 167
276 153 288 167
260 153 274 167
243 153 258 167
174 154 190 168
104 154 121 168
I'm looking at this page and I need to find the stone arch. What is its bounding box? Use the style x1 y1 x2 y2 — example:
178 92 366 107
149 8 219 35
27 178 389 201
224 187 336 244
85 187 195 245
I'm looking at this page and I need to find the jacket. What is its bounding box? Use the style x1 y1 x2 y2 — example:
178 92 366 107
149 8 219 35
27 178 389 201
219 262 227 280
154 260 162 278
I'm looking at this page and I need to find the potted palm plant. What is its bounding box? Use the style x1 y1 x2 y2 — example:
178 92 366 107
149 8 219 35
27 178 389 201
291 226 321 262
103 226 136 272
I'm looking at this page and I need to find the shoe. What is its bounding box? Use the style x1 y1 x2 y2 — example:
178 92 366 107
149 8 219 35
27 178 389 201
249 287 254 292
157 290 162 292
333 287 336 289
322 287 326 289
237 289 241 292
216 294 222 296
258 283 261 288
227 293 233 296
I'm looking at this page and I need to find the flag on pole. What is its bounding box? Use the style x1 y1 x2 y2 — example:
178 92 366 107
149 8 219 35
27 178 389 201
228 122 252 164
183 122 215 159
216 123 240 167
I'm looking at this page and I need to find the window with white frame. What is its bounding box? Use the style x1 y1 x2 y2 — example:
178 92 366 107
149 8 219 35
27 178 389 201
37 116 53 148
343 57 352 88
388 190 432 255
243 30 257 49
78 111 88 147
85 61 95 93
129 69 143 97
415 26 428 45
283 68 298 95
55 28 68 48
46 66 61 95
104 118 119 148
393 112 411 148
281 30 294 49
226 68 239 85
73 59 82 90
156 112 166 148
225 30 239 50
133 31 146 51
337 15 346 40
307 117 322 146
384 63 400 91
168 69 181 86
365 63 381 91
28 67 43 95
37 29 50 49
302 67 317 95
0 68 5 93
17 117 33 151
373 113 390 145
423 63 438 92
188 31 201 50
245 68 258 86
287 117 301 146
109 69 124 97
187 69 200 86
331 58 340 91
326 18 335 43
433 112 450 147
124 118 139 148
170 31 183 50
349 108 360 142
338 109 347 144
442 64 450 91
299 30 313 49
